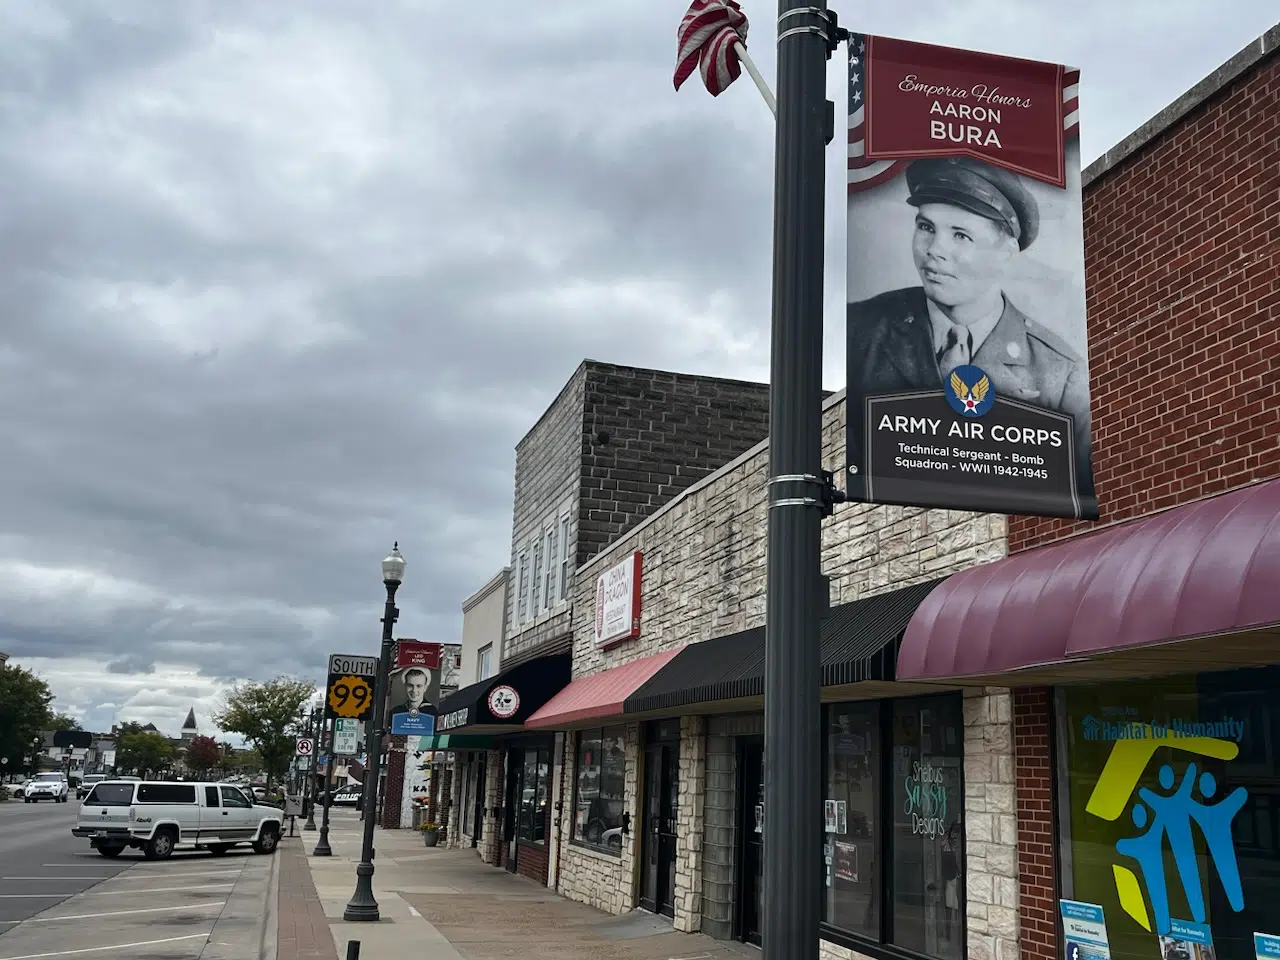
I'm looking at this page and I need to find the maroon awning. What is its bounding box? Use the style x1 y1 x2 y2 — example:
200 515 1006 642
898 478 1280 681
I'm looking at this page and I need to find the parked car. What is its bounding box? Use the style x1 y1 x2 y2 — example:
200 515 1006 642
24 773 69 803
329 785 362 807
73 779 283 860
76 774 106 800
13 779 32 799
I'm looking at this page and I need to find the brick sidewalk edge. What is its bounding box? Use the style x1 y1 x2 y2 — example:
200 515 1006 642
276 837 338 960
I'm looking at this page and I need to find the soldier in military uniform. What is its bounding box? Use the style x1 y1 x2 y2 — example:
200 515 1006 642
847 155 1094 497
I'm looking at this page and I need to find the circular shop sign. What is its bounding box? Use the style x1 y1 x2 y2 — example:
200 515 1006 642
487 685 521 720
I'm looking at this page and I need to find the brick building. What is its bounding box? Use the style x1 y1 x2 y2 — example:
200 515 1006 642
428 23 1278 960
435 361 776 885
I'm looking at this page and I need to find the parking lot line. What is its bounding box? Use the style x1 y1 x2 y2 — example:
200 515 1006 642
0 878 113 882
0 933 209 960
92 869 243 880
17 901 225 923
83 883 234 896
0 895 76 899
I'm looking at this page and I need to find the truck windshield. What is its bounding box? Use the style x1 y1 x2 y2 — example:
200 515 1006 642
85 783 134 806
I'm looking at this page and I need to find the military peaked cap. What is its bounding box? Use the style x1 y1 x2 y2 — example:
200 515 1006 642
904 156 1040 251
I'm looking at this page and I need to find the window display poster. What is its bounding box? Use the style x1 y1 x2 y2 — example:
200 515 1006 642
1256 932 1280 959
826 799 838 832
835 840 859 882
1159 919 1215 960
1060 900 1112 960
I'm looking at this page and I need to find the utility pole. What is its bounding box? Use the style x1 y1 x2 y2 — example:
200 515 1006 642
762 2 845 958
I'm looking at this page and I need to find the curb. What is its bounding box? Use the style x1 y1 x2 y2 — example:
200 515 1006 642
260 844 280 960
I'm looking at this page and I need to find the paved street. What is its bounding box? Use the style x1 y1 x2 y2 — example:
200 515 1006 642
0 797 278 960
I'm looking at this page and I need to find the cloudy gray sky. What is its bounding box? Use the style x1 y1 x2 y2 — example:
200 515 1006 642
2 1 1274 735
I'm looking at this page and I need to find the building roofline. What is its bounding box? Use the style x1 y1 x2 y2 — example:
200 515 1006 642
1083 22 1279 188
578 387 849 579
462 567 510 612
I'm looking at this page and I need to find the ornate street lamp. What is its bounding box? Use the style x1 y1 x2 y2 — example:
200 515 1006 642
343 543 405 922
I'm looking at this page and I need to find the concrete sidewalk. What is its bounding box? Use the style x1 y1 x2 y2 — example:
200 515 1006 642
279 809 758 960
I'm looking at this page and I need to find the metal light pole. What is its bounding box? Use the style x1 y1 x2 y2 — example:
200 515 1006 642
313 714 335 857
762 2 843 958
304 707 320 830
343 543 405 923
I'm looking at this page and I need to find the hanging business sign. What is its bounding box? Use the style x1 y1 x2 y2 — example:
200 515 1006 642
594 551 643 648
845 34 1097 520
325 653 378 721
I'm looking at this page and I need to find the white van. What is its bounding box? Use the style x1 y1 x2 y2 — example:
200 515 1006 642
72 779 283 860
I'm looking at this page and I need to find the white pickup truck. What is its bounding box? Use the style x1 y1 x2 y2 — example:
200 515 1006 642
72 779 283 860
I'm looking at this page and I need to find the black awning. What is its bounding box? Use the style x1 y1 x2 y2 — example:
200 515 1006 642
434 652 571 733
623 578 945 714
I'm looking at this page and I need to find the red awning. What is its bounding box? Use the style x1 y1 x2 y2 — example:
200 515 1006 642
898 478 1280 681
525 650 680 729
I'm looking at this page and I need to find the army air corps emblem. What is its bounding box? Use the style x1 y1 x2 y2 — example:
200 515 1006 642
944 364 996 417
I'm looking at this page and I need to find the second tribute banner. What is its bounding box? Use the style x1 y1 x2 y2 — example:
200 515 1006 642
845 33 1097 520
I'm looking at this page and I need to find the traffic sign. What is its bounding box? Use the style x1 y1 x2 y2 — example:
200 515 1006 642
327 675 374 718
295 737 315 756
333 719 361 756
325 652 378 721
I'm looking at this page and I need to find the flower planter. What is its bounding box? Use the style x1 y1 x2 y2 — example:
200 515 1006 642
422 829 439 847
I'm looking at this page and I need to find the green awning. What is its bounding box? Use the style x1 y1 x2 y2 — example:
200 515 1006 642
416 734 492 750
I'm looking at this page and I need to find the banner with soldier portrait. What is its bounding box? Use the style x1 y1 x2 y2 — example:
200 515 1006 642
845 34 1097 520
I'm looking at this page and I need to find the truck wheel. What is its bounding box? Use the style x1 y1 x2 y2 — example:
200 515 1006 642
252 826 280 855
143 829 176 860
97 845 125 858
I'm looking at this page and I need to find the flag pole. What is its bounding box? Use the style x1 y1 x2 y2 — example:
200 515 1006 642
733 40 776 116
762 0 840 957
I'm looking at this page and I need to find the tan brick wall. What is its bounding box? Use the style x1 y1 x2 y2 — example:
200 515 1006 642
572 394 1006 676
554 723 642 914
478 749 503 867
673 714 706 933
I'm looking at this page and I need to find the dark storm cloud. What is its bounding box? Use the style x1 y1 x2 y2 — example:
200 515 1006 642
0 0 1274 727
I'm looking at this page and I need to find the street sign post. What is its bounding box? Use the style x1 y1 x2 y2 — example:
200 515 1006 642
325 653 379 722
333 719 361 756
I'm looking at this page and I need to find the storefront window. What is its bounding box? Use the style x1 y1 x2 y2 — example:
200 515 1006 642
1062 666 1280 960
824 702 881 938
516 745 550 845
573 726 627 854
890 697 965 960
822 694 964 960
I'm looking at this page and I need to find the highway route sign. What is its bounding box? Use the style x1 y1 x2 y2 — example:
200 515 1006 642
325 652 379 721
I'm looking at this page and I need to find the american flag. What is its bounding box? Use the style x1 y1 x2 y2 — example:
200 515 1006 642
674 0 749 97
848 33 1082 195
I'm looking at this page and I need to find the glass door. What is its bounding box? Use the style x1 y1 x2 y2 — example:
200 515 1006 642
503 747 522 872
640 740 680 916
736 736 765 945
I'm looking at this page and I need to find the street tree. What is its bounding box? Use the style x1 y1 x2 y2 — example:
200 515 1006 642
184 734 221 775
50 713 82 731
0 664 53 774
212 677 314 790
115 723 175 778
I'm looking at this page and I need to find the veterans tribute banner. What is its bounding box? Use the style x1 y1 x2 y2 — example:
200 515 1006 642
845 34 1097 520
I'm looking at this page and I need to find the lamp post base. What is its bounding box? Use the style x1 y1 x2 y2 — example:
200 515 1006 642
343 864 380 922
313 825 332 857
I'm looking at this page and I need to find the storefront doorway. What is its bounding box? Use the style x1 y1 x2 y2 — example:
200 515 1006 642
736 735 764 946
502 748 520 873
501 741 552 879
640 720 680 917
470 759 485 847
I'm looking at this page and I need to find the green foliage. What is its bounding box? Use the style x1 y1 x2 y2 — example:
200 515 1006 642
0 664 53 774
115 723 175 777
184 734 222 773
212 676 315 790
49 713 81 731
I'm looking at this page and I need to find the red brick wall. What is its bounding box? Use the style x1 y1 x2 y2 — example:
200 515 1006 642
380 738 406 829
1010 56 1280 553
1015 688 1058 960
515 835 550 885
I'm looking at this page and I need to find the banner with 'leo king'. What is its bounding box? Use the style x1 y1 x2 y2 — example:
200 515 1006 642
845 33 1097 520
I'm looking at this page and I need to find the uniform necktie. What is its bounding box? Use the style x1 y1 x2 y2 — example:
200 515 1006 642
937 325 972 376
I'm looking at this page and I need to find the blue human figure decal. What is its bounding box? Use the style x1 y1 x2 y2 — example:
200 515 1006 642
1115 760 1249 936
1187 769 1248 911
